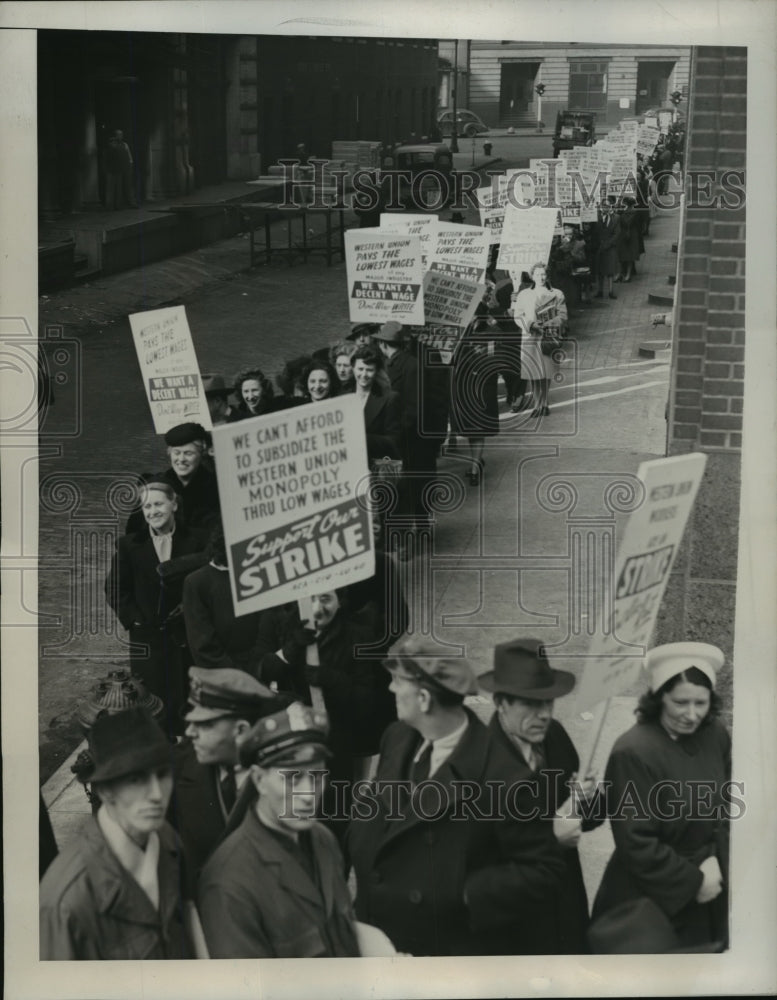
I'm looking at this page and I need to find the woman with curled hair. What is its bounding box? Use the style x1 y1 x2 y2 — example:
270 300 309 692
330 340 357 392
233 368 275 420
302 358 341 403
590 643 731 952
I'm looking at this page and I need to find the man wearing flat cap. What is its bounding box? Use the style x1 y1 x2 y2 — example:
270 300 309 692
480 637 602 953
40 707 192 959
198 702 362 958
167 666 283 876
126 421 220 535
347 634 565 956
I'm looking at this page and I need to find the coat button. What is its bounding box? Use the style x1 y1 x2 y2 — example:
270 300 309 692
371 871 383 885
408 889 422 904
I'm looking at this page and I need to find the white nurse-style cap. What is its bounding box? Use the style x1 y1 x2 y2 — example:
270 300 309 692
646 642 725 693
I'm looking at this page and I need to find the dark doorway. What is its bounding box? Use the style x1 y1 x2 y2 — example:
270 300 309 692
636 61 675 114
499 62 540 122
94 79 144 205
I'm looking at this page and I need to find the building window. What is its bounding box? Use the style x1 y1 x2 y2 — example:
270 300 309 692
569 60 608 111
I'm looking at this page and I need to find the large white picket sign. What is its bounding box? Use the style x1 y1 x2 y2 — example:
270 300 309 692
213 395 374 615
574 452 708 712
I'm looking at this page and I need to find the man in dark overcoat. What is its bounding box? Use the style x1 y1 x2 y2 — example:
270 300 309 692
167 666 282 876
347 634 566 956
198 702 362 958
479 638 603 953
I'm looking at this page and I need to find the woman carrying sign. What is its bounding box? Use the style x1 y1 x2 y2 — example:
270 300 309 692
589 643 731 953
510 262 568 418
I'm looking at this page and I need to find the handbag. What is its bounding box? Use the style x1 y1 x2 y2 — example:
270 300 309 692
540 323 564 357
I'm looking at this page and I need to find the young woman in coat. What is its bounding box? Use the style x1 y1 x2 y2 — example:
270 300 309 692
591 643 731 952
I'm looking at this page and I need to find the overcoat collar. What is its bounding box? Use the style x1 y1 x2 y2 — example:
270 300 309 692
375 708 490 850
241 808 335 911
81 817 182 930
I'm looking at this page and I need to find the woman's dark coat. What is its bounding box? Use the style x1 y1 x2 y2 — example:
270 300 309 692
592 718 731 950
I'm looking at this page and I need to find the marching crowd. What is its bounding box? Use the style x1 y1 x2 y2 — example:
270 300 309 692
38 130 731 960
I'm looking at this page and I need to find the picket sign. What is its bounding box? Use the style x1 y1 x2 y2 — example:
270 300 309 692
128 305 212 434
574 452 709 782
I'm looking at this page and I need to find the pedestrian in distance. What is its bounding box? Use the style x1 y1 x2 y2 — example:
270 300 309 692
590 642 731 953
40 707 193 960
197 702 364 958
594 197 621 300
510 261 568 418
104 128 137 210
479 638 603 953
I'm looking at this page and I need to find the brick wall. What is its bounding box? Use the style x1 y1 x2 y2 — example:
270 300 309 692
657 46 747 725
669 46 747 453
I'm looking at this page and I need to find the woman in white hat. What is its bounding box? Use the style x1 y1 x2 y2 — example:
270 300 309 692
590 642 731 952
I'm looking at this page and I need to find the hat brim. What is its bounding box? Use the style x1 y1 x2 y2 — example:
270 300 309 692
260 742 331 769
183 703 237 723
88 741 172 784
478 669 576 700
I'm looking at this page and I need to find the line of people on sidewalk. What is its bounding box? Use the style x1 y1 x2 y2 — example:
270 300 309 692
40 638 731 958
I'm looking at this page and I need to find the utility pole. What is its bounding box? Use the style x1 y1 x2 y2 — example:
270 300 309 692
450 39 459 153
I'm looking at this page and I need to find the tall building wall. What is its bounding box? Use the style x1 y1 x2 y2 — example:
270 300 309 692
656 45 747 729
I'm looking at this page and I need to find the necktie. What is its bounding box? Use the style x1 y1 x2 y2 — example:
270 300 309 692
530 742 546 773
220 767 237 814
411 742 433 785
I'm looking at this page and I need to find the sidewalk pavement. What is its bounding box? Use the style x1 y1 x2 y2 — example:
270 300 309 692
40 185 680 909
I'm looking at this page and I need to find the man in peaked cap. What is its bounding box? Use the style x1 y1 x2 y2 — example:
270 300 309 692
126 421 220 535
166 666 283 876
347 634 565 956
198 702 362 958
479 638 603 954
40 707 192 959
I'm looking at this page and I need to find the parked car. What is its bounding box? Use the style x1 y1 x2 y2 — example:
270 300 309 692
436 109 490 138
392 142 454 210
552 111 596 157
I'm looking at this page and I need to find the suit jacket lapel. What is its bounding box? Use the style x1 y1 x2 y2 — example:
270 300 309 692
363 390 385 430
377 711 489 852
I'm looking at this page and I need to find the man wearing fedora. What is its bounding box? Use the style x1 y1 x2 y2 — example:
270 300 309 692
197 702 362 958
40 707 192 960
347 634 565 956
202 372 239 426
479 638 602 953
167 666 282 876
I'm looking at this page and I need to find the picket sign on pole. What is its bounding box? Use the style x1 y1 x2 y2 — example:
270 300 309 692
571 452 709 793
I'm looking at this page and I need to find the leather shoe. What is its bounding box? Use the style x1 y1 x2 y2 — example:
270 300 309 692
608 293 617 300
595 291 603 298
